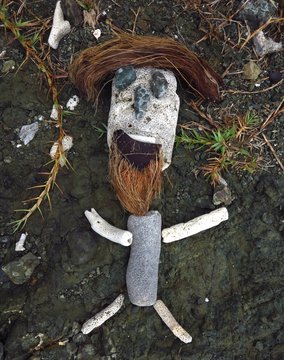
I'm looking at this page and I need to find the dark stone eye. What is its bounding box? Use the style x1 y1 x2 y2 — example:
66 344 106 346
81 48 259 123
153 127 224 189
150 71 168 98
114 66 137 91
134 85 150 119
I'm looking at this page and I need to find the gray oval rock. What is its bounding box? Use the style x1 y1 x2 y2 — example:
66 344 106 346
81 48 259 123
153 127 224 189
126 210 161 306
2 252 40 285
114 66 136 91
150 71 169 98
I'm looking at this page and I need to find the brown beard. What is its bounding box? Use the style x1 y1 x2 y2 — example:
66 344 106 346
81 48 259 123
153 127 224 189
108 142 163 216
69 33 222 103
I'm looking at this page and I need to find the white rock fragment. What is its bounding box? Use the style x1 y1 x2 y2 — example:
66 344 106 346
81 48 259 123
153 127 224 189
66 95 79 111
49 135 73 166
19 122 39 145
85 208 133 246
253 30 282 57
154 300 192 343
48 1 71 50
81 294 125 334
205 297 210 303
15 233 27 252
162 207 229 243
107 68 180 170
50 104 62 121
0 50 6 59
93 28 101 40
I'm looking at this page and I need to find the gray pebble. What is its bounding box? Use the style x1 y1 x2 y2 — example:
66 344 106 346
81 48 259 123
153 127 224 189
1 60 16 73
255 341 264 352
238 0 276 28
150 71 168 98
126 211 161 306
213 185 233 206
114 66 136 91
134 85 150 119
2 252 40 285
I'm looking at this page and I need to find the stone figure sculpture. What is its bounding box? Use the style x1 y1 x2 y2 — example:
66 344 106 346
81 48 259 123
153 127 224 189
69 34 228 343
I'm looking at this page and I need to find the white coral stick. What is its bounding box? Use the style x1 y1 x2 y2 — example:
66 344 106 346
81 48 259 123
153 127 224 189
162 207 228 243
81 294 125 334
154 300 192 343
85 208 133 246
15 233 27 252
48 1 71 50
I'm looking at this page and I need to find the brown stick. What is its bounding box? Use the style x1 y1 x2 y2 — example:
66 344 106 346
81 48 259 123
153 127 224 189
262 133 284 172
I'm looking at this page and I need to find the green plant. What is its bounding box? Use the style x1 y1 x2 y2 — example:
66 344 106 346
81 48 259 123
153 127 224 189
93 123 107 139
177 110 261 184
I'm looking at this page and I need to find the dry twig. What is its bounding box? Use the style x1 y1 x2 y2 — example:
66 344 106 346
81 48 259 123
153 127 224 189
262 134 284 171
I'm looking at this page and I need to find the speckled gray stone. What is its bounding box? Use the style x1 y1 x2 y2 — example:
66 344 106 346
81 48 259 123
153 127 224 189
114 66 136 91
107 67 180 170
150 71 168 98
126 211 161 306
134 85 150 119
2 252 40 285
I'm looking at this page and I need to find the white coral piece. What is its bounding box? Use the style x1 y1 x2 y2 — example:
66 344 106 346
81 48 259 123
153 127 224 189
85 208 133 246
162 207 229 243
48 1 71 50
81 294 125 334
154 300 192 343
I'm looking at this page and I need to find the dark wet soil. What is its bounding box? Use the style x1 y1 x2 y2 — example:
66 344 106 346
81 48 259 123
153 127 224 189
0 1 284 359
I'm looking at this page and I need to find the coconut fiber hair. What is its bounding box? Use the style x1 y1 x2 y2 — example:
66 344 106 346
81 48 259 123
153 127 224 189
69 33 222 102
109 132 163 216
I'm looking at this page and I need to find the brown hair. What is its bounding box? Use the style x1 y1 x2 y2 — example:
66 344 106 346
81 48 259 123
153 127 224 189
69 33 222 102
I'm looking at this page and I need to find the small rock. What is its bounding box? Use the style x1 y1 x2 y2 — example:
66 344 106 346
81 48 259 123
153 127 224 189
243 61 261 81
19 122 39 145
2 252 40 285
66 95 79 110
1 59 16 73
238 0 277 27
255 341 264 352
61 0 83 26
253 31 282 57
261 212 274 225
150 71 169 98
97 11 107 23
93 28 101 40
114 66 136 91
268 71 282 84
213 178 233 206
134 85 150 119
126 211 161 306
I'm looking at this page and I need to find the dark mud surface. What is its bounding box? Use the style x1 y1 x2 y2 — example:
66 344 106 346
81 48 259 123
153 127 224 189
0 1 284 359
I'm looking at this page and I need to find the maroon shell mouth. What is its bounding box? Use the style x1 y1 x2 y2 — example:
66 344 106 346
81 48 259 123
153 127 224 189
113 130 161 170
